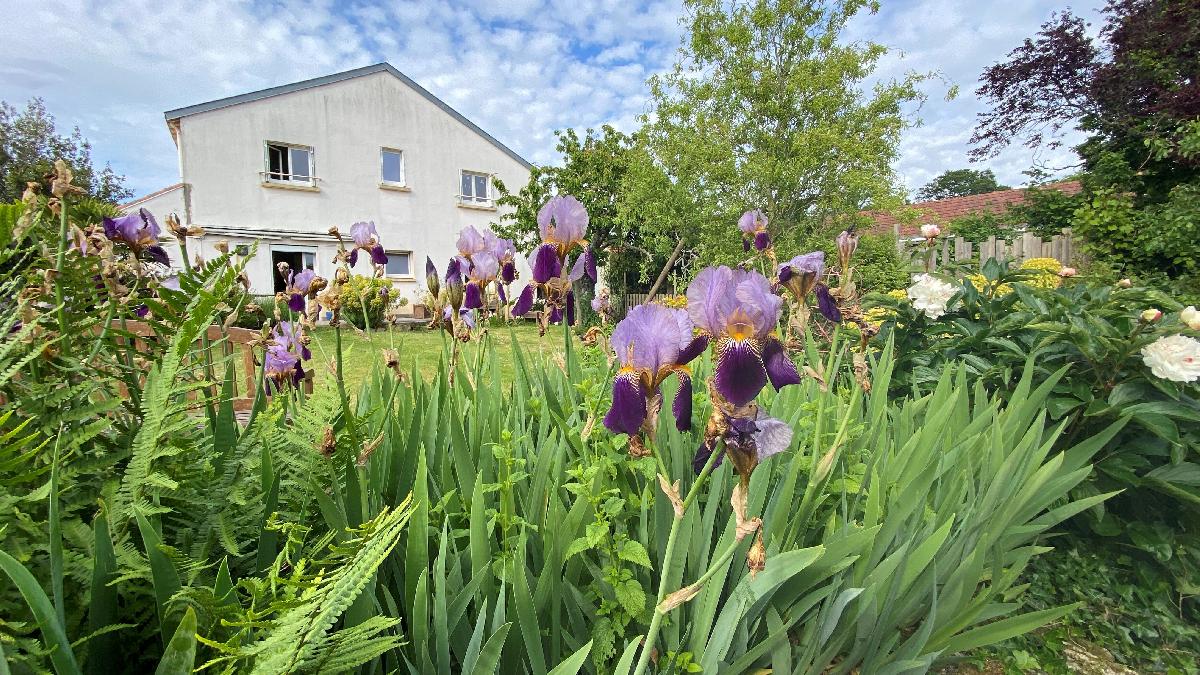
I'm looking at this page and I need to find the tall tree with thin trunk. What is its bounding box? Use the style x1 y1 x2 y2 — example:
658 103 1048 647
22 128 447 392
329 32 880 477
629 0 931 266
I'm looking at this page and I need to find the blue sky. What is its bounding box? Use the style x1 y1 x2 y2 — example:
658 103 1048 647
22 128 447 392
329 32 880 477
1 0 1105 200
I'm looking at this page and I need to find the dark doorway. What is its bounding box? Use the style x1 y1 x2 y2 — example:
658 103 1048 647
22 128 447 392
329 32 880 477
271 249 315 292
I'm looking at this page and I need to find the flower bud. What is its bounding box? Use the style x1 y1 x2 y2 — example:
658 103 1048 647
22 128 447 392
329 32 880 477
1141 308 1163 323
920 223 940 239
445 257 464 312
1181 306 1200 330
425 256 440 298
1117 278 1132 288
1058 266 1076 277
836 229 859 269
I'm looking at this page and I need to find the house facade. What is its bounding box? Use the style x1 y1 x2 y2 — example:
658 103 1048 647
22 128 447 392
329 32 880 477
124 63 532 310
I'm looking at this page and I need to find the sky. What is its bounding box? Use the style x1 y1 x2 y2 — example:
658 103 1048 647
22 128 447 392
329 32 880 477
0 0 1107 201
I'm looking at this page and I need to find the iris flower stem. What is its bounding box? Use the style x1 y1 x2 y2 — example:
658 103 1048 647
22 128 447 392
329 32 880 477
52 197 70 340
633 442 723 675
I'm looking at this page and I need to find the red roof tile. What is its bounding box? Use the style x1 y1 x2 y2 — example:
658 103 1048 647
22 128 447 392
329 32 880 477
862 180 1082 236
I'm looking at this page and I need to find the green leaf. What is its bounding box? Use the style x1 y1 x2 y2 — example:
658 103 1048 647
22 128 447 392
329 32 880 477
615 579 646 616
939 604 1082 653
88 503 119 673
617 540 652 568
154 607 197 675
468 622 512 675
1146 462 1200 486
134 511 182 645
0 550 81 675
563 536 591 561
546 640 592 675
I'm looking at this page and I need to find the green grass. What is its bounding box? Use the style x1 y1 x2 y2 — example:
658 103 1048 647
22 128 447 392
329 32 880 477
303 321 576 390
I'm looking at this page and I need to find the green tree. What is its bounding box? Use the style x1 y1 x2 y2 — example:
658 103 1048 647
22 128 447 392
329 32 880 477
972 1 1200 294
0 97 131 204
630 0 931 266
494 126 642 323
916 168 1008 201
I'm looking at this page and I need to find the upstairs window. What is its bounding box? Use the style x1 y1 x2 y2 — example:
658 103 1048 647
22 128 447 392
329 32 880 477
460 171 490 205
265 142 314 183
381 148 405 186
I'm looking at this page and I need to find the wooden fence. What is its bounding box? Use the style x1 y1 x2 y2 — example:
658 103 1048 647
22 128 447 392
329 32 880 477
895 224 1076 270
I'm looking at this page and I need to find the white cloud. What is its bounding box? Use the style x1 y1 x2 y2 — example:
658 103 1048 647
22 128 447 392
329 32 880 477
1 0 1104 200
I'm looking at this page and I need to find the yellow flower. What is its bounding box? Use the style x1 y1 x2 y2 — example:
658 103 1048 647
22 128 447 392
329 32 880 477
657 294 689 309
1017 257 1063 290
1020 257 1063 274
864 289 909 327
967 273 1013 297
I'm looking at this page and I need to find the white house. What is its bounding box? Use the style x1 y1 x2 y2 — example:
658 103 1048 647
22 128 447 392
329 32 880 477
123 63 533 311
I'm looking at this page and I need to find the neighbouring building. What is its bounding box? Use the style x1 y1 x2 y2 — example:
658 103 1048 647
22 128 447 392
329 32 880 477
863 180 1083 237
122 63 533 311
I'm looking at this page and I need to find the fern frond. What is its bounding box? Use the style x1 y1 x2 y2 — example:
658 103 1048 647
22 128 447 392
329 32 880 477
244 501 413 674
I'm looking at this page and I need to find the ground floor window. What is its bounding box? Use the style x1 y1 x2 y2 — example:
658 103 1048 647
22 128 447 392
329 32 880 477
385 250 412 277
271 247 316 293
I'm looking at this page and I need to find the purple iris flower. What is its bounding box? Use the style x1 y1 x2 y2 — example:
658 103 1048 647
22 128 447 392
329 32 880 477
457 225 486 258
537 195 588 248
348 221 387 266
103 208 169 264
489 234 518 283
263 321 309 393
443 305 476 330
603 304 709 438
692 410 794 474
512 195 597 328
777 251 824 295
464 251 499 310
686 266 800 407
738 209 770 252
285 268 316 312
777 251 840 322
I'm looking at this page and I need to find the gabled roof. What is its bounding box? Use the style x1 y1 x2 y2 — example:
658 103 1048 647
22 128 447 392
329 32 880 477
119 182 184 211
864 180 1083 236
163 63 532 169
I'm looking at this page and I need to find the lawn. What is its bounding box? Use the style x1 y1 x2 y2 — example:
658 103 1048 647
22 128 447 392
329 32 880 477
301 321 577 390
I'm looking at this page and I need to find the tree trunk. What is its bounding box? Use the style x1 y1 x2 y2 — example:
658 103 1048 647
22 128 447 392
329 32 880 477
646 238 686 303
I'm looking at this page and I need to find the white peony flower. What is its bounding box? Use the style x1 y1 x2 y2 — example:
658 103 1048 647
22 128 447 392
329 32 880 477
1182 305 1200 330
907 273 957 319
1141 334 1200 383
1141 308 1163 323
920 223 940 239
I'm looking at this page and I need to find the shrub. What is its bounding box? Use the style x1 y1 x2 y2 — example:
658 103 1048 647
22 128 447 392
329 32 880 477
343 274 394 329
870 262 1200 595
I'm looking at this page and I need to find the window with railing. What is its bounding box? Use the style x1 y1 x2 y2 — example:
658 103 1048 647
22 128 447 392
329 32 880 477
264 142 315 184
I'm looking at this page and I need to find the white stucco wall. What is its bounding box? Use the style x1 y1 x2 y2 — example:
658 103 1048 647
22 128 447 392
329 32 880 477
170 69 531 307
